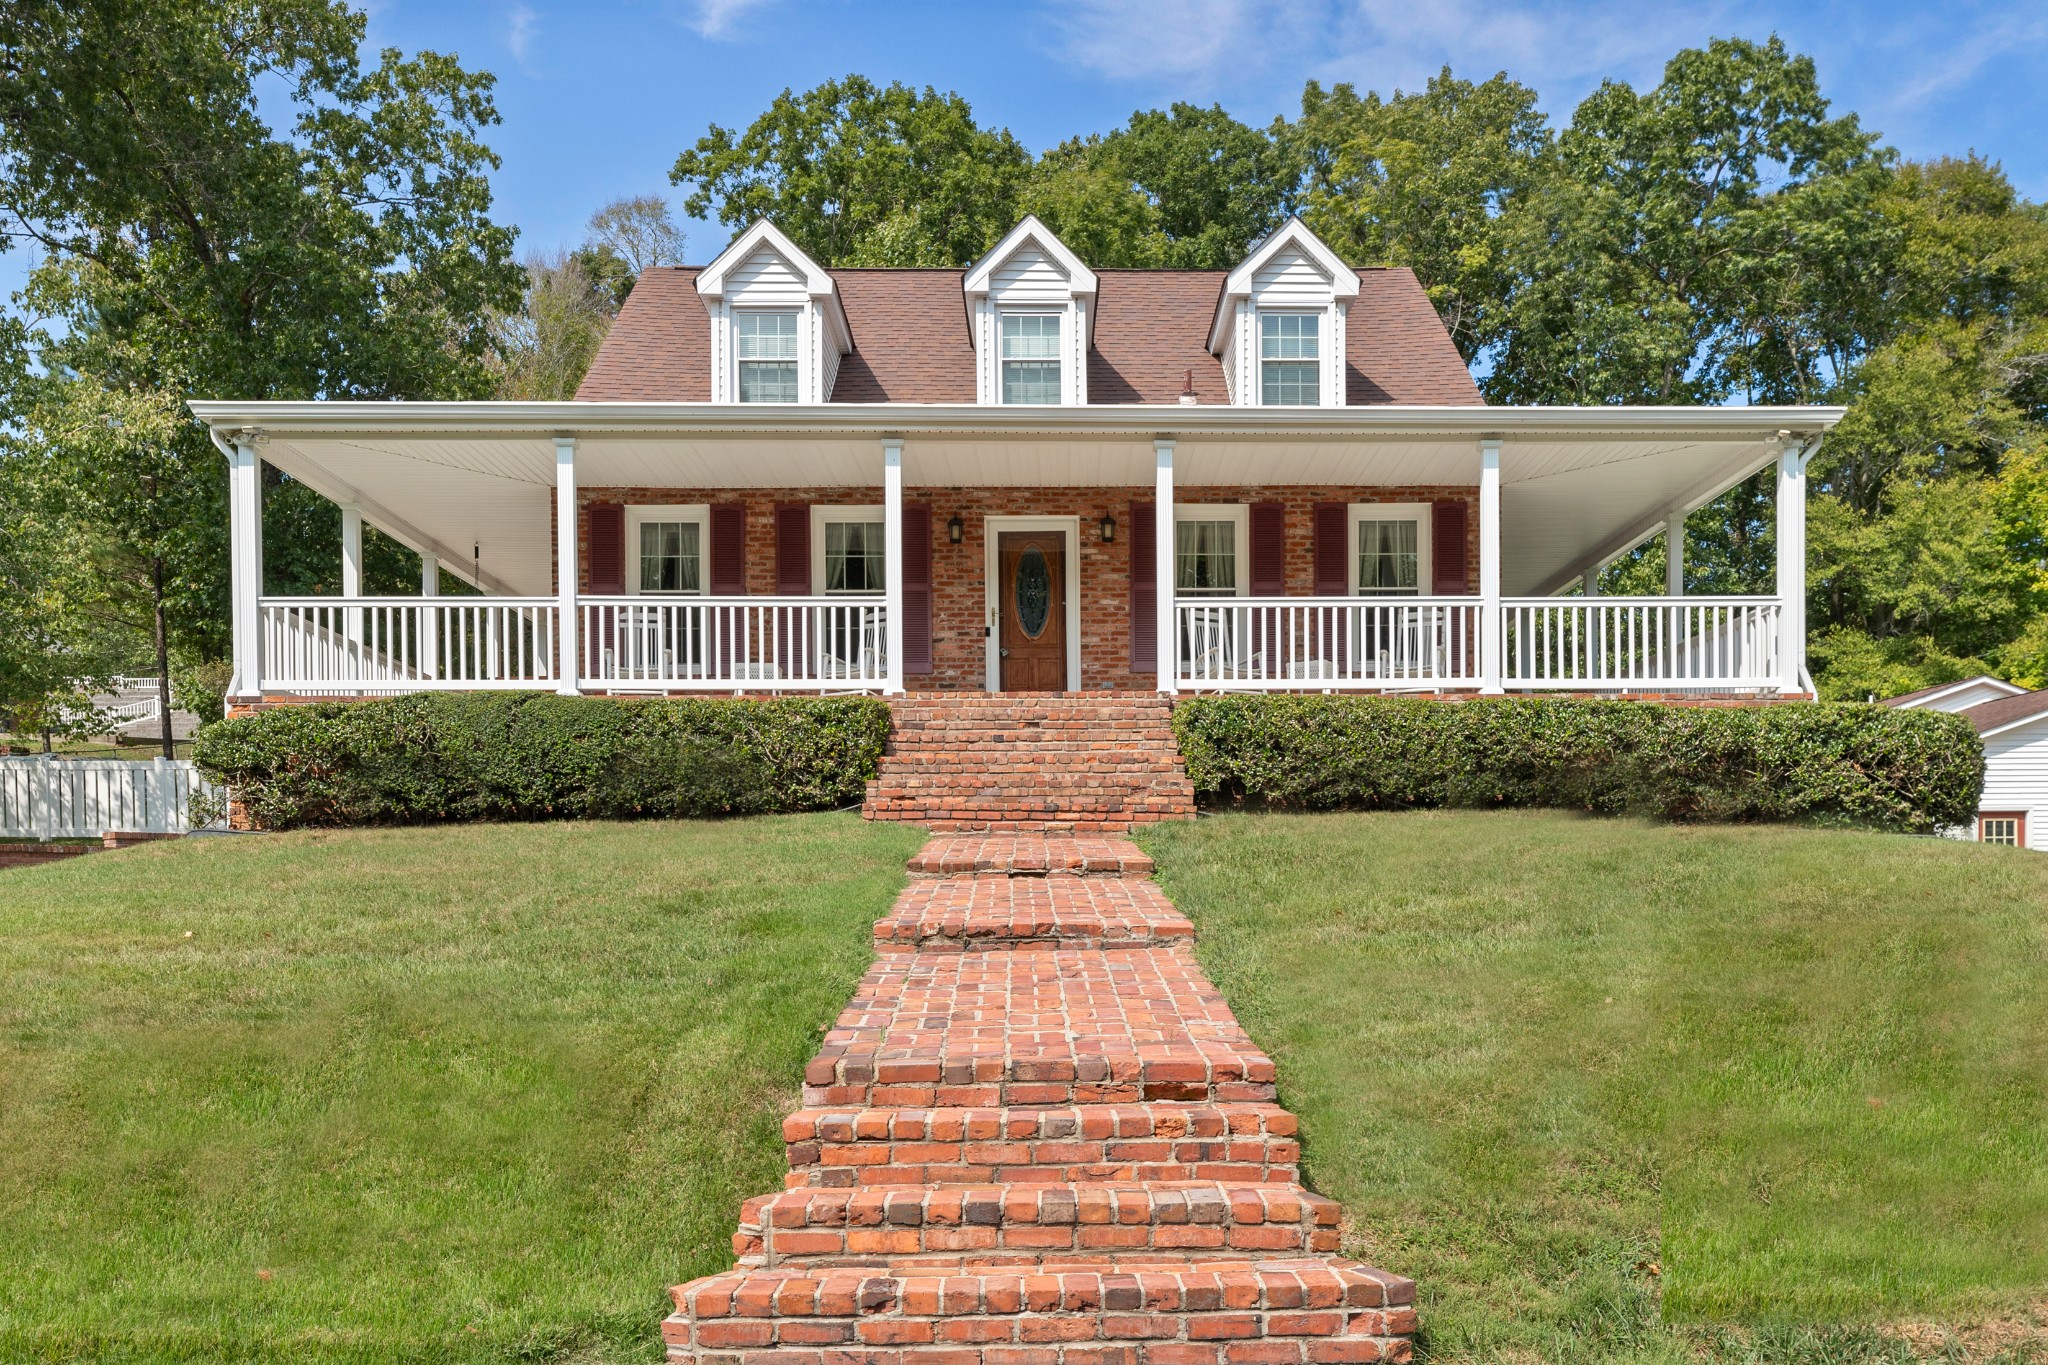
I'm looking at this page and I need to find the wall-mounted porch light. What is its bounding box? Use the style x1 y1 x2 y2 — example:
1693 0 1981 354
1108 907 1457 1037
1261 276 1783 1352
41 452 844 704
1098 514 1117 544
947 514 965 544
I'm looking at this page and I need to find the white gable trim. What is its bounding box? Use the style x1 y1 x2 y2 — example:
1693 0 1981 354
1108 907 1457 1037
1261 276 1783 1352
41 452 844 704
1976 704 2048 741
964 216 1098 303
1208 218 1358 355
694 221 849 402
965 216 1097 405
1891 675 2026 711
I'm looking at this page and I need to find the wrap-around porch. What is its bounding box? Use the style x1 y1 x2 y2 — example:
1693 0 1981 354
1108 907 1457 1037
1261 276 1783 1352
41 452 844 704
190 403 1837 701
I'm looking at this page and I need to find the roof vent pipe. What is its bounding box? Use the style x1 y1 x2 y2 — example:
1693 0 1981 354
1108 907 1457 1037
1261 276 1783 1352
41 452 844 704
1179 368 1198 405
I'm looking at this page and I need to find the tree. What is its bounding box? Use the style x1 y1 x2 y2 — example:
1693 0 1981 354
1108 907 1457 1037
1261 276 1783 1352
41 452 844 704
585 194 687 286
671 76 1031 266
1292 70 1551 360
0 0 523 738
491 250 617 400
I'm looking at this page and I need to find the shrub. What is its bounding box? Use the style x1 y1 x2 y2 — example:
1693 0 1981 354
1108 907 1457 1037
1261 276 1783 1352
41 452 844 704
1172 696 1983 833
194 692 891 829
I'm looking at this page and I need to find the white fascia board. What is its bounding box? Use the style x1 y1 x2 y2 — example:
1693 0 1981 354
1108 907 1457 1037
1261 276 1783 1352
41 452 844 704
1892 676 2026 710
188 400 1846 441
1209 217 1359 354
1977 708 2048 740
695 219 838 301
962 215 1098 299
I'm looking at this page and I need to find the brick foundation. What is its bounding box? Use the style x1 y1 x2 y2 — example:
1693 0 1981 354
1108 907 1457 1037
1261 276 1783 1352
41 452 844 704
0 842 99 870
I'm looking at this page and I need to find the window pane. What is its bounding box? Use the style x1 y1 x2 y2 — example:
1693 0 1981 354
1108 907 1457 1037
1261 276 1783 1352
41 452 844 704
1175 519 1237 594
737 311 799 359
1259 313 1319 359
739 360 798 402
638 520 700 593
1002 360 1061 404
1357 519 1419 594
1001 313 1061 359
1982 817 2019 846
1262 360 1319 405
825 520 885 594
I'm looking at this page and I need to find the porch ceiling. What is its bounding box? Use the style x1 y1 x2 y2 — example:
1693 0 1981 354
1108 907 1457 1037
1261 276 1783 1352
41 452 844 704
191 401 1840 599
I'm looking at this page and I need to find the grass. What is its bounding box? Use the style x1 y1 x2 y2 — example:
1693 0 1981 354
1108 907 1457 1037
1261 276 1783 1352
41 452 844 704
0 814 926 1364
1139 810 2048 1364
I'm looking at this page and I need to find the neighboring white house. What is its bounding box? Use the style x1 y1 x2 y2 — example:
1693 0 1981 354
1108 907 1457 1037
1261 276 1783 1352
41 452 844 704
1886 676 2048 849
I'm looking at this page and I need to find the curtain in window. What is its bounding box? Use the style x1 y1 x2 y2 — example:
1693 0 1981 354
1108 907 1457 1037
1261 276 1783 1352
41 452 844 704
639 522 701 593
1175 520 1237 594
1356 519 1418 594
824 521 885 593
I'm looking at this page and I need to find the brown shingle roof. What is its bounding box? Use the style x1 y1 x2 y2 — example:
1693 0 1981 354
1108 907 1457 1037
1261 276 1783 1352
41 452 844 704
1347 268 1483 405
574 267 709 402
829 270 975 403
1960 690 2048 734
573 261 1482 405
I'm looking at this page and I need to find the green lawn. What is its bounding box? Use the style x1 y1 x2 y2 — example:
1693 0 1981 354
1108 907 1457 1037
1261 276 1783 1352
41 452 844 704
0 815 926 1364
1139 811 2048 1364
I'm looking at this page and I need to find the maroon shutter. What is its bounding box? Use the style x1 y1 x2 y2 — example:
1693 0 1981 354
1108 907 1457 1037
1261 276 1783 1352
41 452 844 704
1432 501 1468 594
710 504 746 595
1312 503 1348 596
588 504 625 594
903 502 933 675
1129 501 1156 673
774 503 810 595
1249 502 1284 596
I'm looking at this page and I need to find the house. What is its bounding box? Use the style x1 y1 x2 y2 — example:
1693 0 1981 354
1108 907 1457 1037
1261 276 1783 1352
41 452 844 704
1884 676 2048 849
189 216 1843 703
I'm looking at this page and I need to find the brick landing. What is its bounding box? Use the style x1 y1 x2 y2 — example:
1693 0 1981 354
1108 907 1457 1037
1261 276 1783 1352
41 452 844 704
862 696 1198 834
662 835 1416 1365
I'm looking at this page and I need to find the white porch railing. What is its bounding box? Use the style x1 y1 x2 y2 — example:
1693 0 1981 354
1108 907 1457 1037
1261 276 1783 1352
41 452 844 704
258 597 559 691
0 756 225 838
579 597 888 690
1500 597 1783 689
1174 598 1483 689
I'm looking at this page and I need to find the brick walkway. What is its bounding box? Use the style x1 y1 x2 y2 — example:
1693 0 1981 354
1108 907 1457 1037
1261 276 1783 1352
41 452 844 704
662 833 1417 1364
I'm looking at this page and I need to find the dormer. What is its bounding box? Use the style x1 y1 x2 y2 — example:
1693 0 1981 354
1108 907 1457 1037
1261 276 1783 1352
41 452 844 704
1209 219 1359 407
963 217 1098 406
696 221 851 403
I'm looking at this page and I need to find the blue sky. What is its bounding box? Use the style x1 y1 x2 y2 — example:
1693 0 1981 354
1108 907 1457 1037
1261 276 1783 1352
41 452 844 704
374 0 2048 263
5 0 2045 296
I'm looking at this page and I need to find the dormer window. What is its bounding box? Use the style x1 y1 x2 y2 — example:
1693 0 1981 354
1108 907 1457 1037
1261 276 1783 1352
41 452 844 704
1259 314 1320 405
1000 313 1062 404
737 311 799 402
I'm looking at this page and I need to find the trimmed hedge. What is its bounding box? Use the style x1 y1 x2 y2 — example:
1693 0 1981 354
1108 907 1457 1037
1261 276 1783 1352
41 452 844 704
1172 696 1983 833
193 692 891 829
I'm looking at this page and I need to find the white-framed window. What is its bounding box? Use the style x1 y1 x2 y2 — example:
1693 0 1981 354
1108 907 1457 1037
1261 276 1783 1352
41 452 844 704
1174 505 1250 598
1260 312 1320 405
1349 504 1432 596
736 310 800 402
812 505 886 595
1000 312 1062 404
625 505 709 594
1979 813 2024 846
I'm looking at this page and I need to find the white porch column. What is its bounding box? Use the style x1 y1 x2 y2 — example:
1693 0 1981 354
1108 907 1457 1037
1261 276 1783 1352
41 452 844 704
1581 566 1600 597
1478 438 1503 694
1154 438 1176 695
419 553 440 682
1665 509 1686 596
883 438 906 695
227 433 265 700
1774 435 1809 694
554 436 580 696
340 504 363 648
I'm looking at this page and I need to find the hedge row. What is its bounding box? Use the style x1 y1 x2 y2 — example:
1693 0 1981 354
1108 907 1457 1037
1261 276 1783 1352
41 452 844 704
193 692 891 829
1171 695 1983 833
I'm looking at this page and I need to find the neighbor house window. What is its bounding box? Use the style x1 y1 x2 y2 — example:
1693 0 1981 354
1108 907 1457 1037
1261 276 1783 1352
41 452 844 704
736 311 799 401
1260 313 1320 405
625 506 709 594
814 507 886 595
1000 313 1062 403
1175 517 1241 596
1979 814 2023 846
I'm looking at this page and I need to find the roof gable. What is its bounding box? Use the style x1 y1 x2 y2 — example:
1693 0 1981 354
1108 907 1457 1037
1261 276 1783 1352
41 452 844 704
1881 675 2027 711
963 216 1097 301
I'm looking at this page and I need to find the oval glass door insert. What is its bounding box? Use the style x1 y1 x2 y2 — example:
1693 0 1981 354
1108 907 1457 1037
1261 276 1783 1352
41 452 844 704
1015 546 1052 638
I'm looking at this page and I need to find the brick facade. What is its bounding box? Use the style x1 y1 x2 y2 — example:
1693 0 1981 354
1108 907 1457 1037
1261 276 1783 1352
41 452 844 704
575 485 1481 691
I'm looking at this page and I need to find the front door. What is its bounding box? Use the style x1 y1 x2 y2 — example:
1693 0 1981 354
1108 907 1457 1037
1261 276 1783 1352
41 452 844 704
996 531 1067 691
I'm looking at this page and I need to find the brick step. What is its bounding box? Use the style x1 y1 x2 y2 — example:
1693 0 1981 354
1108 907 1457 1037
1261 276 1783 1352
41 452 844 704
665 1257 1417 1365
783 1103 1303 1189
804 950 1275 1109
906 835 1156 879
735 1182 1341 1268
876 876 1192 953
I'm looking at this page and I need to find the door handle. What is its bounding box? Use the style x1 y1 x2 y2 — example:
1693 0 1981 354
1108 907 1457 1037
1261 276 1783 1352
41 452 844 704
999 648 1010 657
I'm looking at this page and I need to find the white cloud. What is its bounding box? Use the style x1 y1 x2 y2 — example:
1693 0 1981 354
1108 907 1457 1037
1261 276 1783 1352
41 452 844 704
686 0 780 40
504 3 539 63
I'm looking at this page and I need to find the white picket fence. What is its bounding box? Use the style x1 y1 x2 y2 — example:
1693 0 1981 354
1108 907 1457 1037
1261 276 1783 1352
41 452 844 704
0 756 225 839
